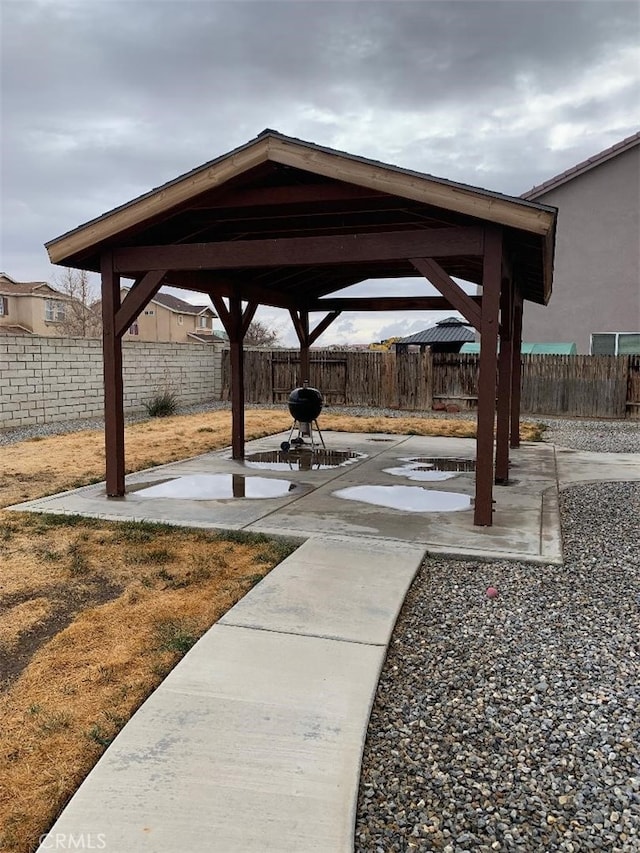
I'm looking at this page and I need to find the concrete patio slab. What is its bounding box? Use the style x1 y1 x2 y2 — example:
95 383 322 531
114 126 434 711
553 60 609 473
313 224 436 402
10 432 563 565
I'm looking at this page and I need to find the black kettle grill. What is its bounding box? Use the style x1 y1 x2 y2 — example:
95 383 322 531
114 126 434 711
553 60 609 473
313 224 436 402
281 382 326 452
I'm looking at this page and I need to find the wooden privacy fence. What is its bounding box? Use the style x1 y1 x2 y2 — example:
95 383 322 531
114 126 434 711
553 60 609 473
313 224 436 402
221 350 640 419
520 355 630 418
221 349 432 410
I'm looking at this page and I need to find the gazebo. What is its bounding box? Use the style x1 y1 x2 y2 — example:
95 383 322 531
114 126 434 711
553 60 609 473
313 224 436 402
45 130 556 526
395 316 476 354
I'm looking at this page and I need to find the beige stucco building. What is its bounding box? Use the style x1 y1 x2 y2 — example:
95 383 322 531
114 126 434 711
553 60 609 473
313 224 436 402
521 133 640 355
122 289 220 343
0 273 78 336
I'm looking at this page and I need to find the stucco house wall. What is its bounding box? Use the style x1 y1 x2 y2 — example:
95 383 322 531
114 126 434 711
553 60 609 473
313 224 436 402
0 276 76 336
522 141 640 353
122 289 215 343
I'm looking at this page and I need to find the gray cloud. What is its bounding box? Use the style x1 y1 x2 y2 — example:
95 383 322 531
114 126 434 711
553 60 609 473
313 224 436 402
1 0 638 343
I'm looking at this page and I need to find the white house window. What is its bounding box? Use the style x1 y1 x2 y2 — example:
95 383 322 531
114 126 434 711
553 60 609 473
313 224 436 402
591 332 640 355
177 315 183 325
0 297 7 316
144 309 155 316
129 323 139 336
45 299 66 322
198 316 209 328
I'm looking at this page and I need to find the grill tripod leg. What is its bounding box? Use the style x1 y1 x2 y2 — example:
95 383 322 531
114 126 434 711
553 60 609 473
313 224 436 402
313 420 326 450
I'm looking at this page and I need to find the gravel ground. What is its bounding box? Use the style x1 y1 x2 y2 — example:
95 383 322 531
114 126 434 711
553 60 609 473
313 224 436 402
355 481 640 850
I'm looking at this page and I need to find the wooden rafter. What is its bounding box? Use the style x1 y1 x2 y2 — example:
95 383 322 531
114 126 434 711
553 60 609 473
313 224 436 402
310 296 481 313
112 227 484 273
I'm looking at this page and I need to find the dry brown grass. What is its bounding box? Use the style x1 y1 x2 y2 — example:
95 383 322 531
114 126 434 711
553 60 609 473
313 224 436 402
1 410 292 509
0 514 295 852
0 406 543 851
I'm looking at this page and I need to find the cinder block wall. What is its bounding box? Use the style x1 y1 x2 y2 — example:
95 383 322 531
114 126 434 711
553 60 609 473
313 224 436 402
0 336 223 429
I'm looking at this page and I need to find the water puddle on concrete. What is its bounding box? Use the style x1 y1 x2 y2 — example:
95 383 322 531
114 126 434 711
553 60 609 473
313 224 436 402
384 456 476 482
383 466 457 482
400 457 476 472
243 449 365 471
333 485 472 513
134 474 299 500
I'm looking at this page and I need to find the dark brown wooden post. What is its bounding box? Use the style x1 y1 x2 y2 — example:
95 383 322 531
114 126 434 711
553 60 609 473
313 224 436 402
510 289 524 448
229 294 245 459
495 278 514 484
101 251 125 496
289 309 311 385
474 228 502 526
299 311 310 384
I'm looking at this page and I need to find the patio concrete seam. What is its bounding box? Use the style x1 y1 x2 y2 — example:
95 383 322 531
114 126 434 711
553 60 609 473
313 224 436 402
235 433 413 530
218 620 388 647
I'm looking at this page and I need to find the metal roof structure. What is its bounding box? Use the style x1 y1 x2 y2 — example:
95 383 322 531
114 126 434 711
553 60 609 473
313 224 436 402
397 317 475 346
460 342 577 355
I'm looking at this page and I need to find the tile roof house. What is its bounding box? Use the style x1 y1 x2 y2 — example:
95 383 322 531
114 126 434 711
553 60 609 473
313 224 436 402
395 316 475 353
119 288 219 343
0 272 79 336
521 132 640 355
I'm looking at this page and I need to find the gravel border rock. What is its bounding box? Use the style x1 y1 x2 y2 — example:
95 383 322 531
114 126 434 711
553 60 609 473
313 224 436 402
355 481 640 852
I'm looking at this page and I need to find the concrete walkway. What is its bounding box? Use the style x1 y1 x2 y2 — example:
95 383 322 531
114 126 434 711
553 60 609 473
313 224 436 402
22 432 640 853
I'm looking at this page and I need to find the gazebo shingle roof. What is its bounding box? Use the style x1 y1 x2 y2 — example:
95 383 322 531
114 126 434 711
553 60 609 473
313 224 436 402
397 317 475 346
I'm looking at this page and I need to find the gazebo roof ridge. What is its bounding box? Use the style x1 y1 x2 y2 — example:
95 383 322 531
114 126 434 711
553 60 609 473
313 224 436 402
45 129 557 278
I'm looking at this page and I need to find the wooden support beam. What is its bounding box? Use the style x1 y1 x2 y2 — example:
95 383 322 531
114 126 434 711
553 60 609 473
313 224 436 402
410 257 483 331
114 270 167 337
228 294 245 459
101 252 125 497
495 278 514 484
474 228 503 526
308 311 341 346
310 296 481 313
210 294 231 333
112 227 484 273
242 301 258 337
510 289 524 448
289 309 311 383
288 308 307 346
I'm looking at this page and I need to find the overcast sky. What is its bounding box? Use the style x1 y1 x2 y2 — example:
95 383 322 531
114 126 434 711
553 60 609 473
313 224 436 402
1 0 639 345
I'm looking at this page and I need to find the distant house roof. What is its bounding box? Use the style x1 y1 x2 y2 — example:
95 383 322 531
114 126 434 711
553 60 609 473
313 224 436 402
151 291 215 316
397 317 475 346
187 332 225 344
0 273 65 298
121 287 216 317
0 324 33 335
522 131 640 200
460 342 577 355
